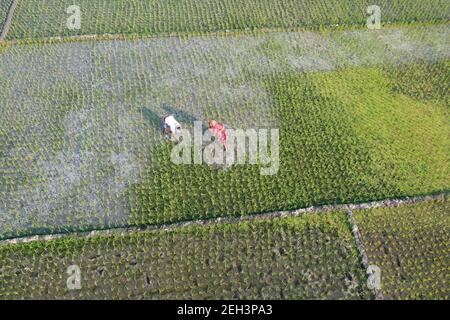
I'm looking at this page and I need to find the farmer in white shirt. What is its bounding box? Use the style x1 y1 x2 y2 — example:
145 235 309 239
162 115 182 142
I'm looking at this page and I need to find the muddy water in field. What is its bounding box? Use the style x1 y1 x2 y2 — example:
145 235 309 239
0 25 448 238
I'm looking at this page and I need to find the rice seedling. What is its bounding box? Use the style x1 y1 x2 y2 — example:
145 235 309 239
0 211 372 299
354 197 450 299
7 0 450 40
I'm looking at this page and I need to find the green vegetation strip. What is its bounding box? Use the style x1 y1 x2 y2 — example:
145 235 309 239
354 196 450 299
0 211 372 299
7 0 450 40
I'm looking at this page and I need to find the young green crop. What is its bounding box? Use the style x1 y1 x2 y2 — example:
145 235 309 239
128 63 449 227
354 197 450 299
0 0 13 32
1 25 448 239
0 211 372 299
7 0 450 40
0 2 448 301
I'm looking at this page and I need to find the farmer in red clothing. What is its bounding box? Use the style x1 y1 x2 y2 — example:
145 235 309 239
208 120 228 150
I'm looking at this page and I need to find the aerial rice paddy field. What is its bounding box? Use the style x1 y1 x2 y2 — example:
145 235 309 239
354 197 449 299
6 0 450 40
0 0 449 300
0 211 373 299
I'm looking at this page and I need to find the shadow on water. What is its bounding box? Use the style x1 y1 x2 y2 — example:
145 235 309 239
140 107 162 128
141 104 208 131
162 104 202 126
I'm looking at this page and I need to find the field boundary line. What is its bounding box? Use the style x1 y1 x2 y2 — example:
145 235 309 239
0 0 18 41
2 20 448 46
346 207 384 300
0 192 447 247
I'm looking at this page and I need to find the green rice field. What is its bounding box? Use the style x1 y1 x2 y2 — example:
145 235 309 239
0 0 448 300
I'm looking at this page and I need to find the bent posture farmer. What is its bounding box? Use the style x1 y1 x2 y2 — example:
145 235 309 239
163 115 182 142
208 120 227 150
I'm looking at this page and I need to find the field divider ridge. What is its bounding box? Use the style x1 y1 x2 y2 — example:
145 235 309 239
0 192 447 247
0 0 19 41
2 20 448 46
346 207 384 300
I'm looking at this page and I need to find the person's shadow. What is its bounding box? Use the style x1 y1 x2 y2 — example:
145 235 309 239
161 104 201 126
140 107 162 128
140 105 206 130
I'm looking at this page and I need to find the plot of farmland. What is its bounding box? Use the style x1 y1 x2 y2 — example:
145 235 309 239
354 197 450 299
7 0 450 40
1 25 449 239
0 211 372 299
0 0 449 302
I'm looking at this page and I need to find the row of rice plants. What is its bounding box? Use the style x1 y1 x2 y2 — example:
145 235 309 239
128 62 449 227
0 0 14 33
0 211 371 299
1 26 448 239
7 0 450 40
354 196 449 299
